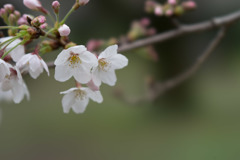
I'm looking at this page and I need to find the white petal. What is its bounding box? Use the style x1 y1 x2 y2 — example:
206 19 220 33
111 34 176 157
81 51 98 67
54 49 69 65
100 70 117 86
61 91 76 113
54 65 73 82
40 59 50 76
86 88 103 103
12 82 25 104
29 55 42 72
8 45 25 62
69 45 86 54
72 98 89 114
60 87 78 94
91 69 102 87
98 45 118 59
73 67 91 84
29 68 41 79
16 54 32 69
109 54 128 70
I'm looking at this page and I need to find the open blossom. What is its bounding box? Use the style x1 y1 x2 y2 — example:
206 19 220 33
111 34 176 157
58 24 71 37
23 0 42 10
0 37 25 62
0 59 10 82
91 45 128 87
60 87 103 114
54 45 98 83
1 66 29 104
16 53 49 79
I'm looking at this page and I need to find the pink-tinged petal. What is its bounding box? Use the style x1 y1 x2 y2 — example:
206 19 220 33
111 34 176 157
87 79 99 91
54 49 69 65
99 70 117 86
109 54 128 70
23 0 42 10
61 91 76 113
86 88 103 103
72 98 89 114
58 24 71 37
40 59 50 76
55 65 73 82
98 45 118 59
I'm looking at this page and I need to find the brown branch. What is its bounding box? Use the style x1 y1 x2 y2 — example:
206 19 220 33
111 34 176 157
121 27 226 104
47 10 240 68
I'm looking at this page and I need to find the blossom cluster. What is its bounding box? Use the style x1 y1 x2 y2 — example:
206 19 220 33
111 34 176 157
0 0 128 114
145 0 197 17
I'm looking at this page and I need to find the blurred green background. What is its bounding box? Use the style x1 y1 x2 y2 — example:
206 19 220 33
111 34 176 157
1 0 240 159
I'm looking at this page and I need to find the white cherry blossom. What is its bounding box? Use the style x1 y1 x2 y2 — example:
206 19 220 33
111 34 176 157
54 45 98 83
60 87 103 114
0 59 10 82
16 53 49 79
91 45 128 86
1 66 29 104
0 36 25 62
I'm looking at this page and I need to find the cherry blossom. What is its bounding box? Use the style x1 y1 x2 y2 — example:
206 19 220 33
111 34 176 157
91 45 128 87
16 53 49 79
1 66 29 104
0 37 25 62
23 0 42 11
54 45 98 83
58 24 71 37
60 87 103 114
0 59 10 82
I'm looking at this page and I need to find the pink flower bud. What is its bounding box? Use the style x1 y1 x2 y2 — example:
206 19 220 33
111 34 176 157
182 1 197 10
40 23 47 29
0 9 6 17
23 0 42 10
140 18 150 27
168 0 177 5
14 11 21 19
79 0 90 6
52 1 60 13
58 24 71 37
17 14 32 25
87 39 103 52
38 15 46 24
154 6 163 16
4 4 14 13
165 9 173 17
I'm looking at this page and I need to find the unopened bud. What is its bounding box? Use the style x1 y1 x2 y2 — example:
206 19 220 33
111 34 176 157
4 4 14 13
145 0 156 13
65 42 77 49
182 1 197 10
40 23 48 29
78 0 90 6
174 6 184 16
154 6 163 16
52 1 60 14
168 0 177 5
18 14 32 25
31 15 46 27
8 14 16 25
165 9 173 17
14 10 21 19
140 18 150 27
0 9 6 17
23 0 42 10
87 39 104 52
58 24 71 36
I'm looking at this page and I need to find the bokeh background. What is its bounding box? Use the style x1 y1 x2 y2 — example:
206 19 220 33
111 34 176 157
1 0 240 159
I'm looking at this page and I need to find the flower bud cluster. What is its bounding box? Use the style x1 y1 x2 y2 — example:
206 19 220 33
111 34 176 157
0 4 21 26
145 0 196 17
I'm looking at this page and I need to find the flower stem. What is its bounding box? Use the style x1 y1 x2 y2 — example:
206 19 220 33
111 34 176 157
0 26 19 30
1 39 26 59
60 7 75 25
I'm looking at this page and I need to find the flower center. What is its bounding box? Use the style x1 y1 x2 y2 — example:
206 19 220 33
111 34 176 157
75 90 87 100
98 58 109 71
68 52 81 68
